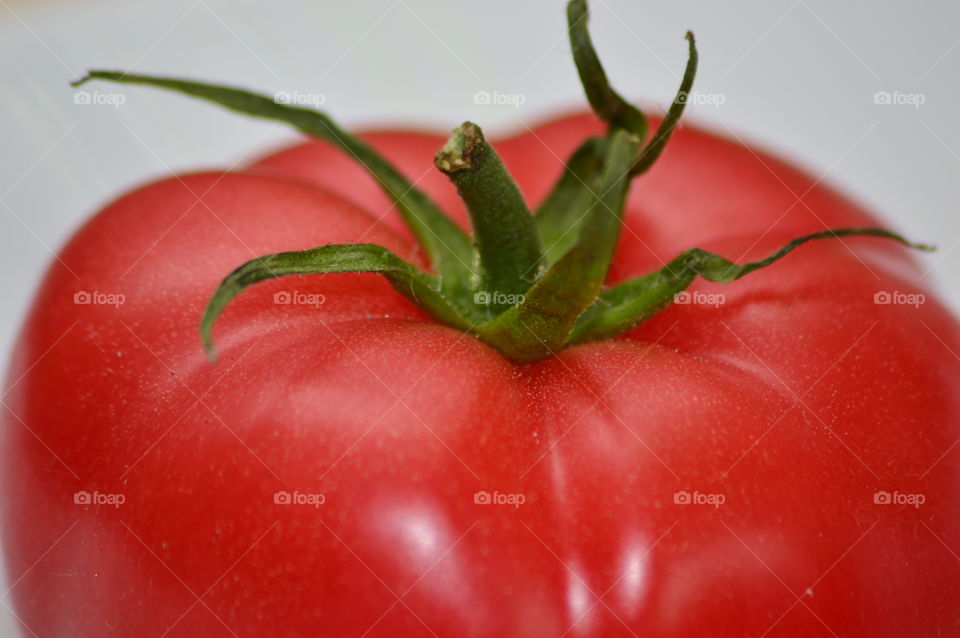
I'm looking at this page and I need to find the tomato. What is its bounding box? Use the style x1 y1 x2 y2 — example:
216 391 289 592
3 109 959 637
4 0 959 635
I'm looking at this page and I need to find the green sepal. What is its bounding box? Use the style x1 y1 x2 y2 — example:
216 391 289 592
71 71 475 299
535 137 607 265
569 228 935 344
567 0 647 137
535 15 698 270
631 31 698 176
200 243 475 360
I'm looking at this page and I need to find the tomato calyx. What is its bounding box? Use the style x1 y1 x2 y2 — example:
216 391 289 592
70 0 933 363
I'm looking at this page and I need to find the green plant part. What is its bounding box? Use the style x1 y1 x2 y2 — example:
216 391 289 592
72 0 932 363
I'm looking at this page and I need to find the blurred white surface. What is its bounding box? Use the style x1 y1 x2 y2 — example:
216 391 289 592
1 0 958 635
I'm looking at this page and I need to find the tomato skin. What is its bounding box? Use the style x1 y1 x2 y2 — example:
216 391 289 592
3 113 960 637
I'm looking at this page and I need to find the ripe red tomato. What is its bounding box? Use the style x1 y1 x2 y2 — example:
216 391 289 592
3 110 959 637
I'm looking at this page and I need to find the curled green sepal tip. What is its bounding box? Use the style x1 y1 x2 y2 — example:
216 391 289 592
569 227 934 345
567 0 646 137
200 244 472 362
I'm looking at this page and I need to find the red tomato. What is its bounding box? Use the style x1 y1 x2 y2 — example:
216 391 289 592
2 112 959 638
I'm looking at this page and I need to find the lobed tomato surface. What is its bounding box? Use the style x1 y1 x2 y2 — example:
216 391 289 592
3 112 959 637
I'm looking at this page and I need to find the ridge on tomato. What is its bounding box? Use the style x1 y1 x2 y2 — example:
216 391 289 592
3 1 959 637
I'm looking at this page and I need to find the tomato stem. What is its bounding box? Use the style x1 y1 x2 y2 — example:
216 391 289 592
435 122 543 316
475 130 639 361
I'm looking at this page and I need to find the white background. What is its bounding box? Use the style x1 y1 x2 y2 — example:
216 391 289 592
1 0 958 635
